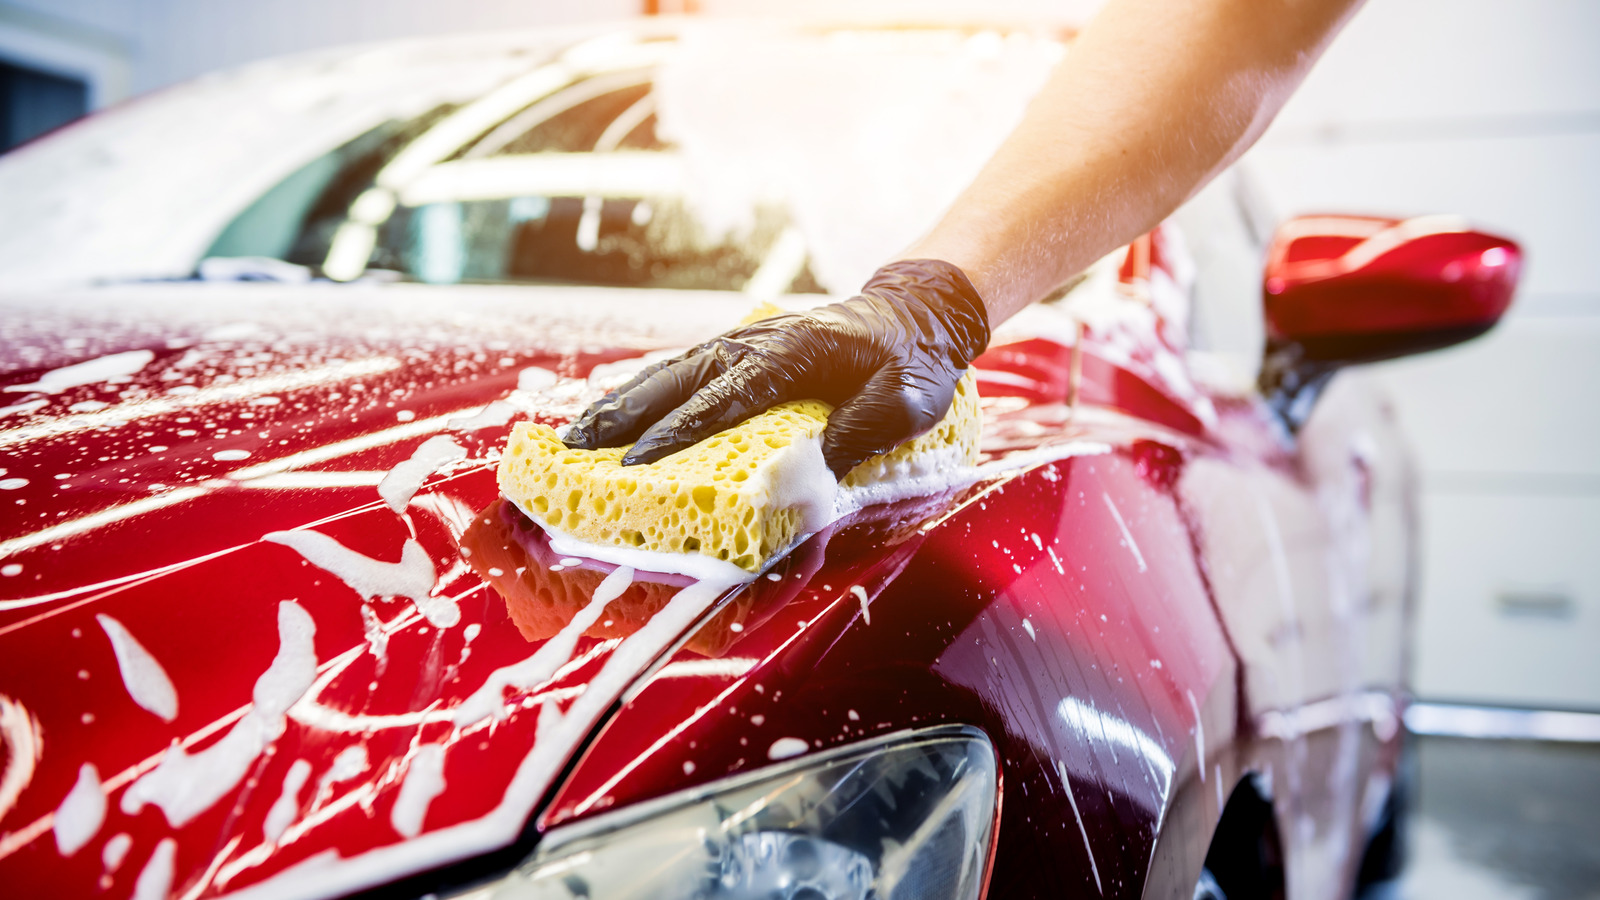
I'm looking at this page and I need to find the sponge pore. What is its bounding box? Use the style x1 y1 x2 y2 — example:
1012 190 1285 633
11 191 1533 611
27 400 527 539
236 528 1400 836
498 372 981 574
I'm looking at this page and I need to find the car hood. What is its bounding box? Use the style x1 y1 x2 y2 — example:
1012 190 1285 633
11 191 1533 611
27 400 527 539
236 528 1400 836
0 280 1214 899
0 282 832 898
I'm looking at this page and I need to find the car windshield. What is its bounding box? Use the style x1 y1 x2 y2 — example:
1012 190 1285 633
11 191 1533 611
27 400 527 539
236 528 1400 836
207 63 825 292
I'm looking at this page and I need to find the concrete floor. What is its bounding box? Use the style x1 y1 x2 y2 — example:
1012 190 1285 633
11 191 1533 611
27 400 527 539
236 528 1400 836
1371 735 1600 900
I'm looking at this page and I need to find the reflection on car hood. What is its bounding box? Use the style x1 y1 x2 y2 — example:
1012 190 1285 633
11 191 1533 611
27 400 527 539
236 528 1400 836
0 282 827 899
0 279 1206 899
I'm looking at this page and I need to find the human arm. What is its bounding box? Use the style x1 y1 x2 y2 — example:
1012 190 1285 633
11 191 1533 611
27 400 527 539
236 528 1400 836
565 0 1365 474
906 0 1365 324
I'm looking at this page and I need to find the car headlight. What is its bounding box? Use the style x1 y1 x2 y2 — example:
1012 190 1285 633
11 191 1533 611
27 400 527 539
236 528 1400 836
446 726 998 900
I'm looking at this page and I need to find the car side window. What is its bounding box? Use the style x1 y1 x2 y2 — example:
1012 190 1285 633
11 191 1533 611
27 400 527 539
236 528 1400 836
206 74 825 294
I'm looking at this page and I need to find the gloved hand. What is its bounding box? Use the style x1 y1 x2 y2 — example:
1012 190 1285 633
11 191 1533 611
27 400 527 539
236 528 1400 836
562 259 991 479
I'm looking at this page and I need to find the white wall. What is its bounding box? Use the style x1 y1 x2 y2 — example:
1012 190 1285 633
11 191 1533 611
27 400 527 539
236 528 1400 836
1242 0 1600 710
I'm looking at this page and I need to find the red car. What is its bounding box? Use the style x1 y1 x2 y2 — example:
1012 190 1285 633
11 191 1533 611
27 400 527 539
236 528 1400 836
0 23 1518 900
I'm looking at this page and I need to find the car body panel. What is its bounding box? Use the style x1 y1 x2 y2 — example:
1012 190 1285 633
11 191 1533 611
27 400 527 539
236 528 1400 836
0 268 1410 900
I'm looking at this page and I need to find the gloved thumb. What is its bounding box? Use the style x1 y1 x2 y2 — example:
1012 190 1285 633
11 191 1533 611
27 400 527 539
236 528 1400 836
820 365 949 480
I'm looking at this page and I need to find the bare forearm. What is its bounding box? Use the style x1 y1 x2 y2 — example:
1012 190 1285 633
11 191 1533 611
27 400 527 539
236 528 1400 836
903 0 1364 324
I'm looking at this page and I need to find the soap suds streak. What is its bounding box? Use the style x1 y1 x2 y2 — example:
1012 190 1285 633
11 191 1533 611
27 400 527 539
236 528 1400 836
390 744 447 839
52 763 105 856
4 349 153 394
447 401 516 431
849 585 870 625
1058 760 1103 896
96 614 178 722
327 747 369 785
535 515 754 583
0 356 404 451
516 437 1112 582
0 399 47 418
377 435 467 513
217 576 737 900
102 832 131 873
264 759 312 842
264 530 452 628
0 697 42 825
133 838 176 900
453 566 635 726
516 366 558 392
1102 491 1148 573
359 604 389 665
121 602 317 828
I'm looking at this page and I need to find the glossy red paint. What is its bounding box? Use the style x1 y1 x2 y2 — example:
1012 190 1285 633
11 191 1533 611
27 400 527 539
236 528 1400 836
1264 214 1522 341
973 338 1205 437
0 286 756 898
542 441 1237 897
0 237 1414 900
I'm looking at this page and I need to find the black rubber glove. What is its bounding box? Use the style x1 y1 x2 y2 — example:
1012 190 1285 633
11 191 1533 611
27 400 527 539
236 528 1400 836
562 259 991 479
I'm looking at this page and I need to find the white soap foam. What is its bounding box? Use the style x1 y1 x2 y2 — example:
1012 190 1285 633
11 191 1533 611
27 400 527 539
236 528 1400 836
535 515 754 584
453 566 634 727
0 696 41 824
96 614 178 722
447 401 516 431
207 577 739 900
377 435 467 513
264 530 451 628
849 585 870 625
0 399 47 418
516 367 558 392
390 744 447 839
518 431 1111 583
133 838 176 900
121 602 316 827
102 832 131 874
767 737 808 761
583 351 678 391
264 759 312 842
764 433 838 536
327 746 369 785
52 763 105 856
4 350 154 394
359 604 389 664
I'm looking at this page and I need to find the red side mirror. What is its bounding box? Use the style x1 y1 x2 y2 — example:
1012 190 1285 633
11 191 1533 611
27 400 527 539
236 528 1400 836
1263 214 1521 364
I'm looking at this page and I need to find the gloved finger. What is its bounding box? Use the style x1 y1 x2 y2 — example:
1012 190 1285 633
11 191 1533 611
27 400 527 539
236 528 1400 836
563 349 724 450
820 366 951 479
622 353 788 466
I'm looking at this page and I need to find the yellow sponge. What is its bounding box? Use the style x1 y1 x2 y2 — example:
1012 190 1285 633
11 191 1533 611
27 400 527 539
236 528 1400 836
497 372 982 574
